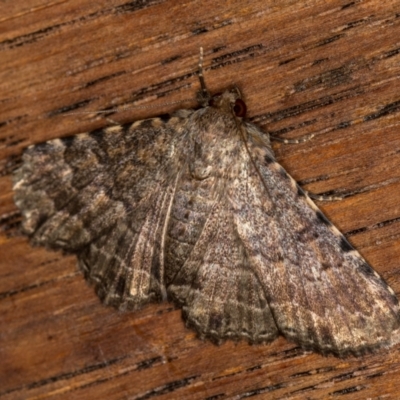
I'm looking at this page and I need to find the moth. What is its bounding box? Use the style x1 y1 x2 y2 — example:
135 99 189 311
13 48 400 356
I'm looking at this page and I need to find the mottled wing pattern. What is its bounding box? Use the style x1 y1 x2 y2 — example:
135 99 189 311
13 111 193 309
232 122 400 355
165 108 279 343
168 193 279 344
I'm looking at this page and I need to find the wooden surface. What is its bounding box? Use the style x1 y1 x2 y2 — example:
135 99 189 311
1 0 400 399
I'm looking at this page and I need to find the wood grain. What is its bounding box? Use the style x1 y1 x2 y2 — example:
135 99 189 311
1 0 400 399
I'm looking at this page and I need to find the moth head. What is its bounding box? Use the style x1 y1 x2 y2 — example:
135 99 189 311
208 86 247 118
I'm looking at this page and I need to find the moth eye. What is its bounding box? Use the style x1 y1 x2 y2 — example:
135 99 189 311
209 93 222 107
233 99 247 117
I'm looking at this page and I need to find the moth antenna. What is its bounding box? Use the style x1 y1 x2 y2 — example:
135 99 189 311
197 47 211 106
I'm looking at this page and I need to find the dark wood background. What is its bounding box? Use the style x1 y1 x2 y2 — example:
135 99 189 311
1 0 400 399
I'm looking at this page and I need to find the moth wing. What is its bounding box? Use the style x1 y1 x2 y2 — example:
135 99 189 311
13 113 191 308
166 133 279 343
234 125 400 355
167 198 279 343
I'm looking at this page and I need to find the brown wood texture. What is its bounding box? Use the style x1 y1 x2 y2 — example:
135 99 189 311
1 0 400 399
